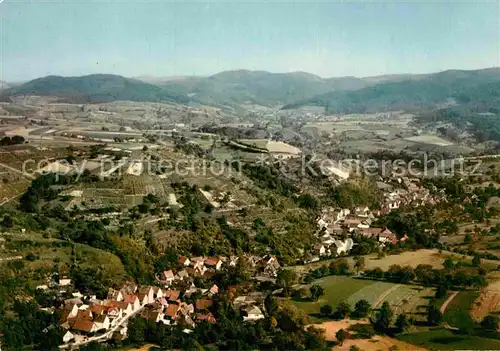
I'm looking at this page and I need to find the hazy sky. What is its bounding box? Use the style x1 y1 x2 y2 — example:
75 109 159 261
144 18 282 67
1 0 499 81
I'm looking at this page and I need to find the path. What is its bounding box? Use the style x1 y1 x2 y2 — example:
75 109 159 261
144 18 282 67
440 291 458 314
373 284 401 308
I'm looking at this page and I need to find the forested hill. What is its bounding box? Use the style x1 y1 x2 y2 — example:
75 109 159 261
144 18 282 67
282 68 500 114
157 70 375 107
1 74 191 104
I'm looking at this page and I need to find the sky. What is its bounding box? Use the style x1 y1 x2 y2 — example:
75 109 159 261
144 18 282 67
0 0 499 82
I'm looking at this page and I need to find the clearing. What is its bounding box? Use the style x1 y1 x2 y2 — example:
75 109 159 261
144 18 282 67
315 319 428 351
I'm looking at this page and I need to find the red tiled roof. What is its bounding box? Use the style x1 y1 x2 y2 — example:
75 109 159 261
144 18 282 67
195 299 213 311
72 318 95 333
179 256 189 264
165 304 179 318
196 312 216 323
165 290 180 301
204 257 219 266
123 294 138 304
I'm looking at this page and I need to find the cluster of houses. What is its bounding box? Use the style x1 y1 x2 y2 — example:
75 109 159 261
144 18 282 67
51 254 279 346
311 179 443 260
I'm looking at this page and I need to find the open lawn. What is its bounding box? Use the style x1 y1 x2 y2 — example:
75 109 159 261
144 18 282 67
398 328 500 350
442 290 479 329
292 276 376 315
292 275 436 322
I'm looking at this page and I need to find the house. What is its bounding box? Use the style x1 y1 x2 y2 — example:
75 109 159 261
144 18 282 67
108 289 124 302
105 300 132 316
143 310 164 323
139 286 155 303
333 238 354 255
122 295 141 312
354 206 370 217
36 284 49 291
165 290 180 302
196 312 216 324
93 315 110 331
208 284 219 296
313 244 327 256
195 299 213 311
178 256 190 266
164 304 180 320
229 256 239 267
261 255 280 277
379 228 398 244
137 293 150 306
190 257 205 270
204 257 223 271
58 277 72 287
242 306 265 322
72 318 98 334
183 314 196 328
176 269 190 281
152 286 163 299
63 303 79 319
62 330 75 343
162 270 175 286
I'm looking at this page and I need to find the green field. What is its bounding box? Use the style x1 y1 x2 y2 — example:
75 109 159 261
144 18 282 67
292 276 377 314
398 328 500 350
442 290 480 329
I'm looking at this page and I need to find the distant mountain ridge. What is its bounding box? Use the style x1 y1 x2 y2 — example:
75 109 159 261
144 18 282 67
1 74 190 104
2 68 499 111
282 68 500 113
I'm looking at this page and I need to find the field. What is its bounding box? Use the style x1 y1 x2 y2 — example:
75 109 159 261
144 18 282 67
292 275 435 321
442 290 479 329
294 249 446 273
405 134 454 146
315 320 427 351
398 328 500 350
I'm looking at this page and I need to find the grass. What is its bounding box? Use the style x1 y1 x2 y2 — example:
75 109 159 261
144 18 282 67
346 280 399 307
398 328 500 350
292 276 377 315
442 290 480 329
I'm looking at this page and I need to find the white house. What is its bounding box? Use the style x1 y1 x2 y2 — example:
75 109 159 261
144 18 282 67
314 244 327 256
123 295 141 312
62 331 74 343
242 306 265 322
93 315 110 331
58 277 72 287
163 270 175 286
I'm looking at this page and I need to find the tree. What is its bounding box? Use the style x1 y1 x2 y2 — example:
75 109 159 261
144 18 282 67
481 315 499 331
464 234 473 244
320 304 333 317
335 302 352 319
336 329 349 346
427 305 442 326
310 285 325 301
435 284 449 299
264 295 279 317
277 269 297 293
354 256 366 273
354 299 371 318
374 301 393 333
395 313 411 332
349 346 361 351
443 258 454 269
127 316 146 344
472 255 481 267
